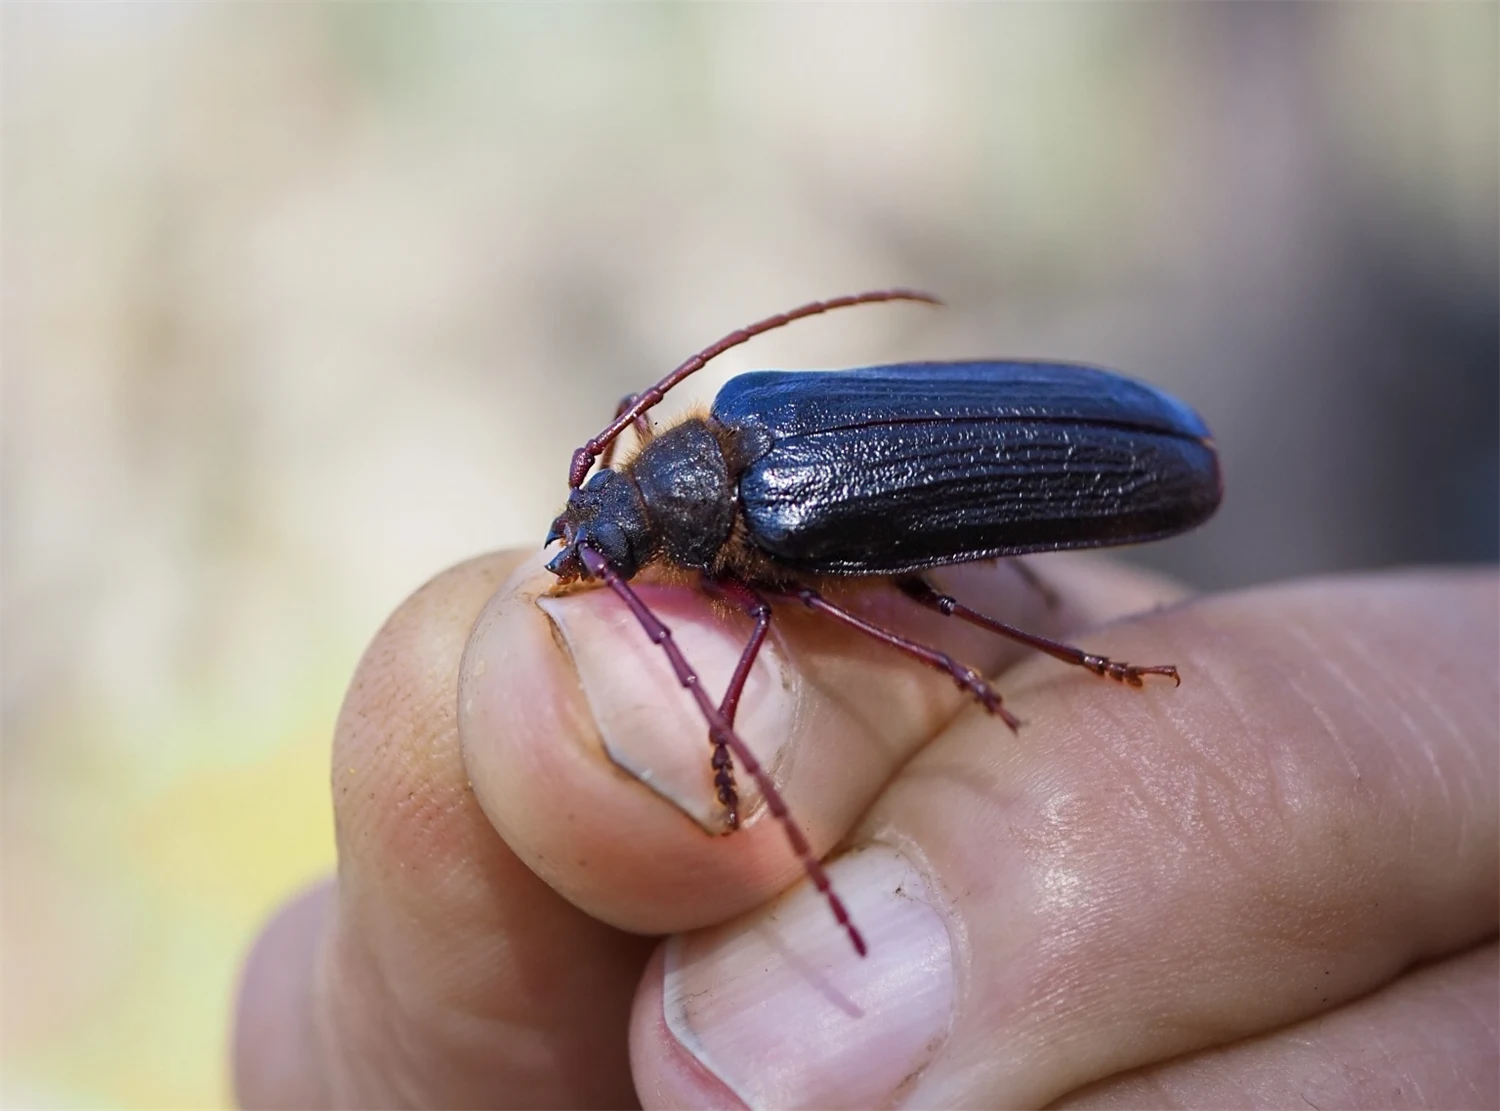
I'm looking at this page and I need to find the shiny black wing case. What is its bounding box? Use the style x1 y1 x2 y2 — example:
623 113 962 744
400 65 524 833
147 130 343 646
710 361 1222 575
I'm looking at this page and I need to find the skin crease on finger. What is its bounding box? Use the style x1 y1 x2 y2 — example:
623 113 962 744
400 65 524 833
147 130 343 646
627 568 1498 1111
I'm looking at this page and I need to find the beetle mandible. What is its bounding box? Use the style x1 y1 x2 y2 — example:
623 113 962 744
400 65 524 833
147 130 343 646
544 290 1222 956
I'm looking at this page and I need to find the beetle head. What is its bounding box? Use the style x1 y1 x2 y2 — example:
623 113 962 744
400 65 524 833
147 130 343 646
545 467 653 583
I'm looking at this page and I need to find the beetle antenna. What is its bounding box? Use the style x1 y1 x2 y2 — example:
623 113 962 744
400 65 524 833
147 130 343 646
567 289 942 487
576 545 868 958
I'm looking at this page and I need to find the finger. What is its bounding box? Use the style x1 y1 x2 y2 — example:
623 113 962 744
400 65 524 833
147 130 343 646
234 880 335 1108
459 550 1189 938
632 568 1498 1110
233 553 653 1110
1052 941 1498 1109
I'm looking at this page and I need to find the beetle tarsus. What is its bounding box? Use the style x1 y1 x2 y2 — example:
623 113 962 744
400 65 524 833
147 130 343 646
1083 655 1180 687
711 745 740 831
897 577 1183 695
701 575 775 837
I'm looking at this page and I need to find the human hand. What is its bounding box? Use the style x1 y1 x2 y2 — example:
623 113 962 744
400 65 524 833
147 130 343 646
233 551 1497 1108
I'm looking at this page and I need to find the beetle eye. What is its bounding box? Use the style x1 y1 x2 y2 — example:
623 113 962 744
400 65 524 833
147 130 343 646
578 521 637 579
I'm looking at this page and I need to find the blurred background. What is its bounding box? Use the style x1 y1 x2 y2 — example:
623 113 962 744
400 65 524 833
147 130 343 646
3 4 1495 1106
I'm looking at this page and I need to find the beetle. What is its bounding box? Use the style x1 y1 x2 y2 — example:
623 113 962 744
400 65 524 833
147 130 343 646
544 290 1222 955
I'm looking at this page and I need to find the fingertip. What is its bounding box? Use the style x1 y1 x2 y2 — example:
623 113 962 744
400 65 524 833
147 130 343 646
460 556 809 935
319 549 650 1107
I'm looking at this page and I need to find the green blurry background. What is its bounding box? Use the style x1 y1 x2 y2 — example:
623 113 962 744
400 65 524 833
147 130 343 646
3 5 1495 1107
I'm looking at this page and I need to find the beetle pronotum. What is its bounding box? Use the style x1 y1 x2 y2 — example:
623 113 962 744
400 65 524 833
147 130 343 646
545 291 1222 955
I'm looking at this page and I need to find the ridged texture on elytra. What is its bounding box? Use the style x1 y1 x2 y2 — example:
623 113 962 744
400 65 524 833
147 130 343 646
711 362 1222 574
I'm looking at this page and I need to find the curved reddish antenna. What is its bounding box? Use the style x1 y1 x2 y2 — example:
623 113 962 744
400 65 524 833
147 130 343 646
567 289 942 488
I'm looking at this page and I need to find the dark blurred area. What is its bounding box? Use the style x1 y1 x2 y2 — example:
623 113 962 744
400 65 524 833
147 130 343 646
2 4 1494 1105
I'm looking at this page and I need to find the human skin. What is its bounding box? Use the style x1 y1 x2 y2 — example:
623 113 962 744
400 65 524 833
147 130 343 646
233 550 1498 1109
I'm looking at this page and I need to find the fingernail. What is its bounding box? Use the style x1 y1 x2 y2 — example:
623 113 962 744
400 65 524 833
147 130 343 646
663 845 955 1110
538 584 795 833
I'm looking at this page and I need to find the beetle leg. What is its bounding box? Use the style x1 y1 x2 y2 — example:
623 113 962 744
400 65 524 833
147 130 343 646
1010 557 1061 610
577 545 867 957
896 577 1181 688
699 576 776 832
779 585 1021 732
598 394 653 471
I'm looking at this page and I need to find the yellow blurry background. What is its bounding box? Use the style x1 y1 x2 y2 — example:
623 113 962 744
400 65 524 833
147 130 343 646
3 5 1495 1107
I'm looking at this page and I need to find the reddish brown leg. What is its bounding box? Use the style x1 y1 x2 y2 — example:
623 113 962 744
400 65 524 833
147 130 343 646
699 576 776 832
896 577 1181 687
577 546 866 957
778 585 1021 732
598 394 654 471
1011 556 1061 610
